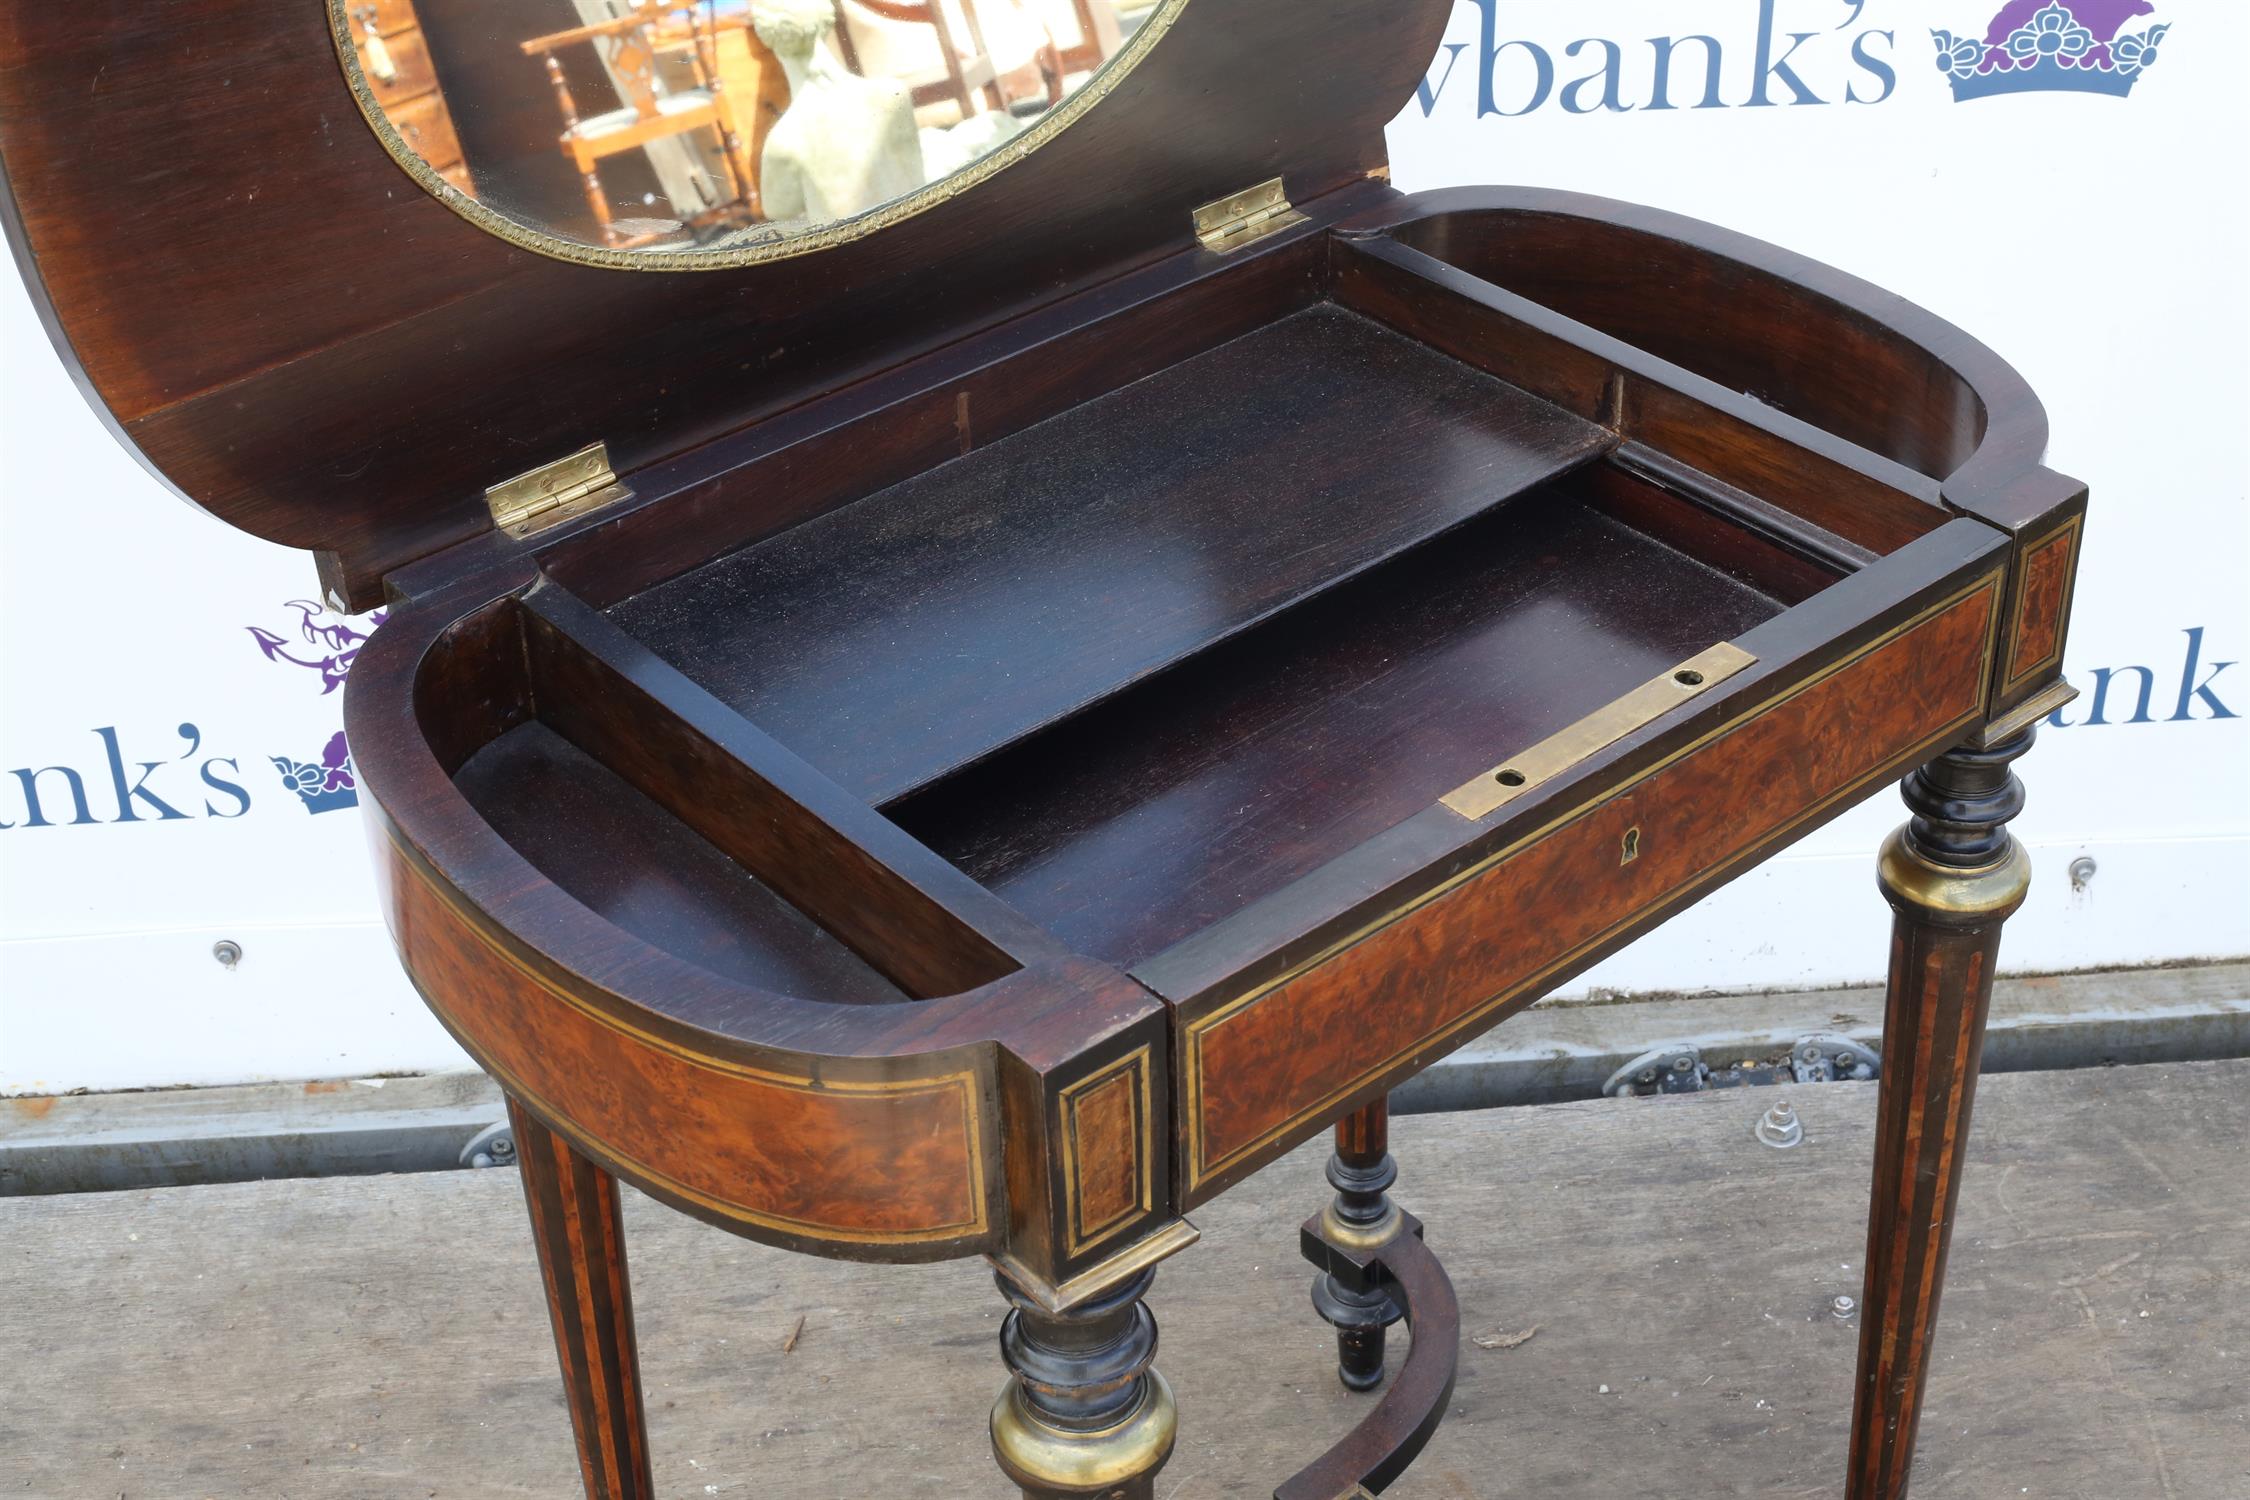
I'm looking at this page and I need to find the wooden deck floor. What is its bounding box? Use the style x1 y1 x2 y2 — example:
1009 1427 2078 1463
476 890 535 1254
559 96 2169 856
5 1061 2244 1498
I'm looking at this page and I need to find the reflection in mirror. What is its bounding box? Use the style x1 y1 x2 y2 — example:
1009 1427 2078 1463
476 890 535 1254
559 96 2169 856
339 0 1165 259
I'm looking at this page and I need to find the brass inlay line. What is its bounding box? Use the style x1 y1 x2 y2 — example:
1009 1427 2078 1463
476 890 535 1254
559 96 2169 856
1182 571 2005 1192
1057 1045 1156 1258
386 828 990 1243
459 1043 986 1245
1440 643 1757 819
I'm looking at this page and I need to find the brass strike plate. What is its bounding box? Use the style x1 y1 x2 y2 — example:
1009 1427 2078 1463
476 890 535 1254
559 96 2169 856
1440 643 1758 820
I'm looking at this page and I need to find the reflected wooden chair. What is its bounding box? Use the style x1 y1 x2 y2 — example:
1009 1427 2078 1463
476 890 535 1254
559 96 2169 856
521 1 758 248
1043 0 1118 78
829 0 1060 123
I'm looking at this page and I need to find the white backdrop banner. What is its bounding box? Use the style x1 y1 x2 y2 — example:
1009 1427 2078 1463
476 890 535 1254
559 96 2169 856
3 0 2245 1093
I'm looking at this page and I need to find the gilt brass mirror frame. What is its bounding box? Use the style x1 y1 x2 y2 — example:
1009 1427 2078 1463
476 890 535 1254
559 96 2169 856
327 0 1192 271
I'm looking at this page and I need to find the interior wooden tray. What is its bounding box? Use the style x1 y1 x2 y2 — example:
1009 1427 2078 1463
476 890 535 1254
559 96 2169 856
885 467 1800 967
433 214 1962 1004
608 304 1613 803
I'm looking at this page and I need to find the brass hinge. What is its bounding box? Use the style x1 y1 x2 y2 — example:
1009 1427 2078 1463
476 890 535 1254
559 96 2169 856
1191 176 1307 254
485 441 630 539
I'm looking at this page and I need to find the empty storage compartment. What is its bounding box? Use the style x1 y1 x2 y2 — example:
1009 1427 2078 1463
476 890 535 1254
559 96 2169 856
576 280 1925 975
1374 205 1987 481
424 596 1023 1004
608 304 1615 803
454 723 911 1003
886 458 1835 969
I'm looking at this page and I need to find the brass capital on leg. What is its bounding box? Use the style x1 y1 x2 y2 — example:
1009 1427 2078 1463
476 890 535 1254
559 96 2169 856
1876 826 2031 925
1876 728 2035 925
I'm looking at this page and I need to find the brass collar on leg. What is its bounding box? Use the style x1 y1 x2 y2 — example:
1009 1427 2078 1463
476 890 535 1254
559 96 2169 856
990 1371 1178 1494
1318 1199 1403 1255
1877 828 2033 923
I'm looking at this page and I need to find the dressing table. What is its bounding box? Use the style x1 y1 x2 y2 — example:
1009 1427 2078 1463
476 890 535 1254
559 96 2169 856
0 1 2082 1494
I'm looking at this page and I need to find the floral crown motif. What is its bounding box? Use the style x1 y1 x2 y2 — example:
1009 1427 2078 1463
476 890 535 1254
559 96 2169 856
1933 1 2168 100
270 730 361 815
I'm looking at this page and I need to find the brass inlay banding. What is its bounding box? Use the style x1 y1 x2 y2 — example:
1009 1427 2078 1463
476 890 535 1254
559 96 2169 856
1440 643 1759 819
385 826 991 1244
1181 572 2005 1193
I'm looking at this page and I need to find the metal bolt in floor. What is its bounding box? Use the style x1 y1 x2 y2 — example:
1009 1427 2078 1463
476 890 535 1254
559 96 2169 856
1755 1100 1804 1149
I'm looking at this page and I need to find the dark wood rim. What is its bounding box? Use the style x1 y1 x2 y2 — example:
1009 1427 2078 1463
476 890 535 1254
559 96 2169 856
348 579 1145 1067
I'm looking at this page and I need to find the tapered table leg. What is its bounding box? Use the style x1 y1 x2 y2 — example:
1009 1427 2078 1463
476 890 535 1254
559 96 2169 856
1309 1096 1406 1390
508 1096 656 1500
1848 730 2035 1500
990 1263 1177 1499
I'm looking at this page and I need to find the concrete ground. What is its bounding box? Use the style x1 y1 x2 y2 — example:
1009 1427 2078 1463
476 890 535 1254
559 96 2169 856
3 1060 2244 1498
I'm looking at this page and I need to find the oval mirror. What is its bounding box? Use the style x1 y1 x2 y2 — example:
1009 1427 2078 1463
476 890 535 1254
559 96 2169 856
331 0 1181 268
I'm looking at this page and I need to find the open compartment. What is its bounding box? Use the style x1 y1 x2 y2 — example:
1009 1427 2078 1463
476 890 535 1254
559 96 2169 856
608 302 1615 803
1368 199 1989 483
453 722 913 1003
417 591 1034 1005
884 455 1820 968
536 208 1982 983
1328 231 1955 562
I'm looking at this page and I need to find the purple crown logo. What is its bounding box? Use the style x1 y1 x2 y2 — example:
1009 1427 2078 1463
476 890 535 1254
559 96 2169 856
244 599 378 815
1933 1 2168 100
270 730 360 815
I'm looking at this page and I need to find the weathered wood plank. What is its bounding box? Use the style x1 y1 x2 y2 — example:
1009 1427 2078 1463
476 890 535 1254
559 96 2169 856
2 1062 2243 1497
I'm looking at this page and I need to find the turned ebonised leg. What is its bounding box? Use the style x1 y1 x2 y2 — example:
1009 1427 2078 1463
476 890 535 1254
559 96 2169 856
1848 731 2034 1500
990 1266 1177 1499
1310 1096 1406 1391
508 1097 656 1500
